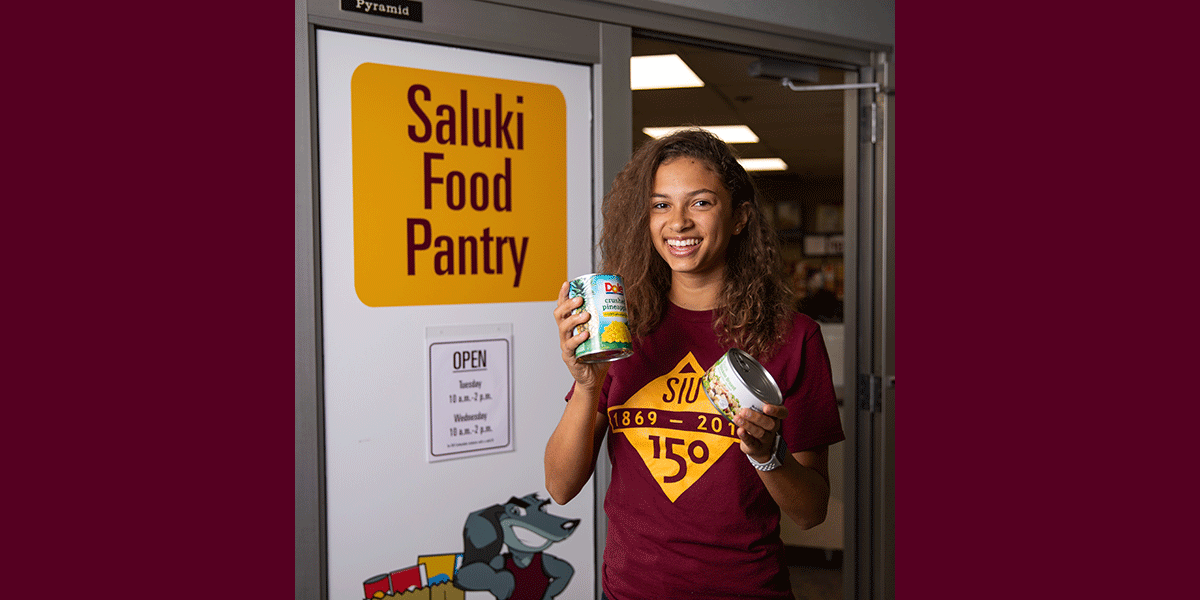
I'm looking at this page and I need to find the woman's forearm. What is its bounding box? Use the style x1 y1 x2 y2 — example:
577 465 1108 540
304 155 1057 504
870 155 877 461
759 447 832 529
544 382 607 504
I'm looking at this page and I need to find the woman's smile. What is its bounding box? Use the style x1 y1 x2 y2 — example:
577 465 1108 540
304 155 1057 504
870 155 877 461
666 237 702 255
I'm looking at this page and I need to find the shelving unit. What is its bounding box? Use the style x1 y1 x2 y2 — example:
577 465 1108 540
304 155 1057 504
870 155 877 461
754 174 845 324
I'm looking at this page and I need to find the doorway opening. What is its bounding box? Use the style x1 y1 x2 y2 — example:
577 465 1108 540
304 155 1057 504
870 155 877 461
631 32 853 600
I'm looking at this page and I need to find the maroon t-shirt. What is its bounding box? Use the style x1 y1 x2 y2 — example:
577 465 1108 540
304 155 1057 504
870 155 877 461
571 303 845 600
503 552 550 600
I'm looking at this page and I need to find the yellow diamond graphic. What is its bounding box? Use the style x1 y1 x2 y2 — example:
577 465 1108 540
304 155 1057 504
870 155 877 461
608 353 740 502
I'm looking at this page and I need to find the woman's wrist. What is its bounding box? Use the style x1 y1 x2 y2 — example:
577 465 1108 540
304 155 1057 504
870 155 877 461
747 435 786 471
571 378 603 404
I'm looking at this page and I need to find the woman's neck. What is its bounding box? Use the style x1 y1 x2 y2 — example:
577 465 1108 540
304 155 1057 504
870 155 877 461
668 270 724 311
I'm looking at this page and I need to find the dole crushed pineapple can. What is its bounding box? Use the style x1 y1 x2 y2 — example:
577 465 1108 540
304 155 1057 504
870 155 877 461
568 273 633 363
701 348 782 424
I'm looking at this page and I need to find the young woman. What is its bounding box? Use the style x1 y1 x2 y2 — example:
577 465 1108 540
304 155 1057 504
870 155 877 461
545 129 844 600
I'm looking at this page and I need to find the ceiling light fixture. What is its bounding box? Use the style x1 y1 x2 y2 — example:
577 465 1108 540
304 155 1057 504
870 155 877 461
737 158 788 172
642 125 759 144
630 54 704 90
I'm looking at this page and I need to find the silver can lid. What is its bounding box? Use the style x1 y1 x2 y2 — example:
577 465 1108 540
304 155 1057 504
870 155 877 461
727 348 782 405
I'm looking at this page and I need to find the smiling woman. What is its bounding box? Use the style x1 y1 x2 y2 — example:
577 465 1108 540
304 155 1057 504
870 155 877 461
545 128 845 600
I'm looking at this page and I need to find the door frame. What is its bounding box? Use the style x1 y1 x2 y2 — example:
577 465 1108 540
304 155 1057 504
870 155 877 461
297 2 894 599
844 54 895 600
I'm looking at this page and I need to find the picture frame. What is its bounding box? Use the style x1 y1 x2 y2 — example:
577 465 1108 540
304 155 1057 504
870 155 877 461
814 204 844 233
803 235 828 256
775 201 802 230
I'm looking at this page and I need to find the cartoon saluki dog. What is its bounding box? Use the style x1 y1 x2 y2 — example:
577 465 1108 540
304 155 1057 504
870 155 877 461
454 493 578 600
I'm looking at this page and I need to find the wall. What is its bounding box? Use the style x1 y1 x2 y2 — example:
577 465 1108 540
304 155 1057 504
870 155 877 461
598 0 894 48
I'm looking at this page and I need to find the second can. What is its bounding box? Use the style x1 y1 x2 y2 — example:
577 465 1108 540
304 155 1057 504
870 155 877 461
701 348 783 424
567 273 633 363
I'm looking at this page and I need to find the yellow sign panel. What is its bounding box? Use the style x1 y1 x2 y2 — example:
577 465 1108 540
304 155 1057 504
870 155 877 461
351 63 568 306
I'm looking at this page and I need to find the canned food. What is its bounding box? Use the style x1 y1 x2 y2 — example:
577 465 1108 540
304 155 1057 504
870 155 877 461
567 273 633 363
701 348 782 424
363 573 390 598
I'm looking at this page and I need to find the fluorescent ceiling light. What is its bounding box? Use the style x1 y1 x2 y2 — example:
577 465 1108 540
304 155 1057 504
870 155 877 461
630 54 704 90
738 158 789 171
642 125 760 144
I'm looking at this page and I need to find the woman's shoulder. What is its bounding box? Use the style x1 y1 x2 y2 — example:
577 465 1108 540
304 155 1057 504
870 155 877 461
786 310 822 339
770 311 831 360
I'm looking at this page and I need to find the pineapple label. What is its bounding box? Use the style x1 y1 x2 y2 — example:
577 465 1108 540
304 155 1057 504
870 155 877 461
350 63 568 307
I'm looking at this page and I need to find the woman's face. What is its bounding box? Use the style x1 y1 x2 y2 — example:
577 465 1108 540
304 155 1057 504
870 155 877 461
647 157 746 280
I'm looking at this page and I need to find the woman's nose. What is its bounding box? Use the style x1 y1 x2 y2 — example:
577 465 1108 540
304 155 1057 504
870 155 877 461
668 207 692 230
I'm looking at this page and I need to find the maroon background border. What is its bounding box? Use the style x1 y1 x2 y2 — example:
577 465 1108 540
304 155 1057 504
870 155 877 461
8 5 293 599
9 2 1197 600
899 3 1196 599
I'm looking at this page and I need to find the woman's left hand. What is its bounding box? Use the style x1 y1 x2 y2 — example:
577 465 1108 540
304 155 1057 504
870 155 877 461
734 403 788 463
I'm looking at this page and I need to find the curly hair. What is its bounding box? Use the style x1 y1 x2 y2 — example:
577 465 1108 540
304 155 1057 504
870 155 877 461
598 128 795 360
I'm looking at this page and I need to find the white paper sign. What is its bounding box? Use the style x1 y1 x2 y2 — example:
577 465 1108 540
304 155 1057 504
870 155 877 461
426 324 513 462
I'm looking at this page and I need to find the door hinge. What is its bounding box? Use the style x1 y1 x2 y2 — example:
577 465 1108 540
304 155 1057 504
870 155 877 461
870 101 878 144
859 103 879 145
857 373 882 413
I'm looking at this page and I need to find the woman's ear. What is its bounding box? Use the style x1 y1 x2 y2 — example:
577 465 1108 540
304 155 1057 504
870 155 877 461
734 203 751 234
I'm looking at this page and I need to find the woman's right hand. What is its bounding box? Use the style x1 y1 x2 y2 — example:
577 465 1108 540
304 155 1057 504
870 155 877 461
554 281 610 390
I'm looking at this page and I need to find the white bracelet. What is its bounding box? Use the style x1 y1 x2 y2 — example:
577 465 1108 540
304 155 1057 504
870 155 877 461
748 434 785 471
